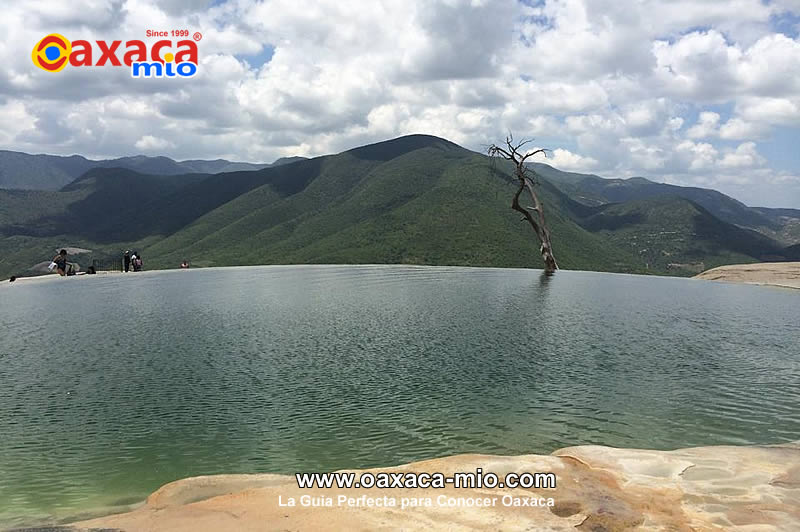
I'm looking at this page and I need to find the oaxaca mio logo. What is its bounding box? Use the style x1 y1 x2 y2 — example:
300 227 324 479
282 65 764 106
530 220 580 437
32 32 200 78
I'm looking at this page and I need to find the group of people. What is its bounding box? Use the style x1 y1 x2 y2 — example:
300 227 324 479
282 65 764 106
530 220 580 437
44 249 188 276
123 250 144 272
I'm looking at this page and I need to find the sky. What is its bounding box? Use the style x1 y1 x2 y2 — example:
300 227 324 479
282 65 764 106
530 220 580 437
3 0 800 208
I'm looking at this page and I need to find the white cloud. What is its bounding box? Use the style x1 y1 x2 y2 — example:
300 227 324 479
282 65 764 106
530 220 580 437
737 34 800 97
667 117 684 131
652 31 742 103
687 112 721 139
621 137 669 171
135 135 176 151
718 141 766 168
544 148 599 172
719 117 766 139
0 0 799 206
0 101 37 144
737 96 800 124
772 0 800 16
676 140 719 172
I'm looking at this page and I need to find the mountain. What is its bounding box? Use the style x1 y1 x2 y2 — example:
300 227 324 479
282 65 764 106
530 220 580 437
0 150 96 190
784 243 800 261
752 207 800 243
270 156 309 167
0 151 278 191
533 163 800 246
0 135 796 280
171 159 273 174
569 196 785 274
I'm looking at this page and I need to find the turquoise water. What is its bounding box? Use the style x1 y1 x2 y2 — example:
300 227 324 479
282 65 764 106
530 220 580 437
0 265 798 527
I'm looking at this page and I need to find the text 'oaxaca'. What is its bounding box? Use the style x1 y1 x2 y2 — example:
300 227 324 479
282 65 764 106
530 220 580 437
31 33 199 79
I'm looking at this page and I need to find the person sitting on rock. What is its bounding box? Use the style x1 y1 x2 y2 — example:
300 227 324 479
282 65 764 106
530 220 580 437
52 249 68 276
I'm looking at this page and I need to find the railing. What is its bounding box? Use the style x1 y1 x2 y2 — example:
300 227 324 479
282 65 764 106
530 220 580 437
90 257 123 272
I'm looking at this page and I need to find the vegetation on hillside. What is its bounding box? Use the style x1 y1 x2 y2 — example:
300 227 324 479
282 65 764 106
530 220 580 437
0 150 275 191
1 135 797 280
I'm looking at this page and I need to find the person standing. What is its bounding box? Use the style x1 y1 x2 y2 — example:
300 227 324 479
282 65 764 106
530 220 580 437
123 250 131 273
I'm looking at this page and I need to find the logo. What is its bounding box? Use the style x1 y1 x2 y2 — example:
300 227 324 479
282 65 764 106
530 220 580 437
131 53 197 78
31 34 72 72
31 34 199 78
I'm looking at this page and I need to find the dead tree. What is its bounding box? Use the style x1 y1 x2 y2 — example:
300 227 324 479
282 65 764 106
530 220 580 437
488 135 558 273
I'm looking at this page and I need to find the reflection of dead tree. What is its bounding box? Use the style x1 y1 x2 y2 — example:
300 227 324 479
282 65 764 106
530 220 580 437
488 134 558 273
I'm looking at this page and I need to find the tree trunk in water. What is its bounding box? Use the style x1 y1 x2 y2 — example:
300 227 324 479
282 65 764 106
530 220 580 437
488 136 559 273
511 175 558 273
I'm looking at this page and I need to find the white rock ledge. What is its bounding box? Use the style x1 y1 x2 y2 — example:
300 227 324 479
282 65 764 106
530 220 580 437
72 442 800 531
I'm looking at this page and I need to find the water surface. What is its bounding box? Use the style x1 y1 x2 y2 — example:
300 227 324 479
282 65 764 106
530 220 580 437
1 265 798 526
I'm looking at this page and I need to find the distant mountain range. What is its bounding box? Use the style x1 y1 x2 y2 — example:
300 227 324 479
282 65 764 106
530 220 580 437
531 163 800 246
0 150 307 190
0 135 798 280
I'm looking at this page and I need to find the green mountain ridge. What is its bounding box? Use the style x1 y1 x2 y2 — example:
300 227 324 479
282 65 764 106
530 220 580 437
531 162 800 245
0 135 797 279
0 150 299 191
573 196 785 273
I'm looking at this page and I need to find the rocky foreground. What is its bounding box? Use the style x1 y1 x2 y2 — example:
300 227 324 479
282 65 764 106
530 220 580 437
695 262 800 289
71 442 799 531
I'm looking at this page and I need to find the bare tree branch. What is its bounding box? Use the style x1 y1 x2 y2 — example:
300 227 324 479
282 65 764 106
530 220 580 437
519 148 549 165
488 135 559 273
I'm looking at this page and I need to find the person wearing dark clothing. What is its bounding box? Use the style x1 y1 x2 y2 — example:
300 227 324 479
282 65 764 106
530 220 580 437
53 249 68 276
123 250 131 273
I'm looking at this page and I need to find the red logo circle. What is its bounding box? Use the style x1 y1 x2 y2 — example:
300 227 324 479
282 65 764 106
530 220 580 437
193 32 202 41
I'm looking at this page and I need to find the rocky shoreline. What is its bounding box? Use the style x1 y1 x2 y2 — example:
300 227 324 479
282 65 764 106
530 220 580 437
695 262 800 290
67 442 799 531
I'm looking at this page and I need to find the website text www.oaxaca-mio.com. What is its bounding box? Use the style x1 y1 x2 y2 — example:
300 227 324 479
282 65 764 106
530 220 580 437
295 469 557 490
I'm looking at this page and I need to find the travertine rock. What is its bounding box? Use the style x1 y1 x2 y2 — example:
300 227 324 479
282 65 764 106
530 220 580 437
74 442 800 531
695 262 800 290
